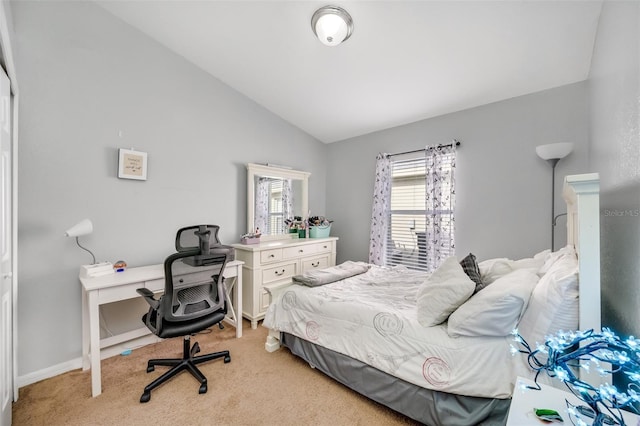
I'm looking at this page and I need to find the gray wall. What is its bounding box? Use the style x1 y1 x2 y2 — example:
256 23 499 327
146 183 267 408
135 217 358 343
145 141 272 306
327 82 590 264
14 0 625 383
588 0 640 387
13 1 327 376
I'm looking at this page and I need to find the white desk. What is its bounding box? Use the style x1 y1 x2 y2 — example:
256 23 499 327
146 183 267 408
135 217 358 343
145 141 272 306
507 376 640 425
79 259 243 397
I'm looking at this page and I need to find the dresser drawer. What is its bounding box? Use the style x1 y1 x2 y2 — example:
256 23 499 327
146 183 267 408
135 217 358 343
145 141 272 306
283 244 317 259
314 241 333 253
262 262 297 285
302 255 329 273
260 248 283 264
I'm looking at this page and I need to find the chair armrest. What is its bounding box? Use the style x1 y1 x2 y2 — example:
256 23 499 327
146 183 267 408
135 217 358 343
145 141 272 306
136 287 160 310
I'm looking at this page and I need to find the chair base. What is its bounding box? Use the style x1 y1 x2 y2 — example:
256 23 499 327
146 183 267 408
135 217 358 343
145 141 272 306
140 334 230 403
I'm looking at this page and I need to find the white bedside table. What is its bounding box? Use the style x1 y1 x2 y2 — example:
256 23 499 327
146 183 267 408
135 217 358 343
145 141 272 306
507 376 640 426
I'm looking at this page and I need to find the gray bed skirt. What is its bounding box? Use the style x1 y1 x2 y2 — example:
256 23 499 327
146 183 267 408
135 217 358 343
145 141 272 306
281 332 510 426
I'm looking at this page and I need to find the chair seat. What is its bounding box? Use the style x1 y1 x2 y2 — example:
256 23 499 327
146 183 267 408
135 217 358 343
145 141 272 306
143 309 226 339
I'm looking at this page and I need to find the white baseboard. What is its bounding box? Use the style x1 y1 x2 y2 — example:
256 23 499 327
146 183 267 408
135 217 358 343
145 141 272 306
16 334 162 390
17 358 83 388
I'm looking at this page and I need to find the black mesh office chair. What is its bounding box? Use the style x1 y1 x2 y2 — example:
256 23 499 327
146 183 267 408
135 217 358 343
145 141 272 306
136 226 231 403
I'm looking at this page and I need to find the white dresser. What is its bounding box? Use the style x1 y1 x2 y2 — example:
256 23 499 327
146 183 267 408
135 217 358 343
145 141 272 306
232 237 338 329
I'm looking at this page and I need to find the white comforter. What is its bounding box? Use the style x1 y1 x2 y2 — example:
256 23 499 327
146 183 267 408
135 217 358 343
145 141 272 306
263 264 531 398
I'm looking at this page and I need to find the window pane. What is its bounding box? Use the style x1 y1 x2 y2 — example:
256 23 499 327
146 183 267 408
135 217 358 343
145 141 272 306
383 153 454 272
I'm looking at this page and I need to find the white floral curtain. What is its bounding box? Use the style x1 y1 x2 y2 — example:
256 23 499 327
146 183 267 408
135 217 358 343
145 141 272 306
424 144 457 272
282 178 293 232
255 177 270 234
368 153 392 265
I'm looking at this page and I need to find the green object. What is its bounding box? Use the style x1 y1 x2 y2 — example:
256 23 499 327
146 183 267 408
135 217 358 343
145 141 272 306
298 229 306 238
534 408 564 423
309 224 331 238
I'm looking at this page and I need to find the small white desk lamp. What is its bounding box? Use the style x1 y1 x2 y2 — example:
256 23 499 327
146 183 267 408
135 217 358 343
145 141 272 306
65 219 113 278
536 142 574 251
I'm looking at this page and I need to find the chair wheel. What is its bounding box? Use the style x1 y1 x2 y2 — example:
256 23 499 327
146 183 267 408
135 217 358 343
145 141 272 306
146 365 155 373
140 392 151 403
199 383 207 394
224 355 231 363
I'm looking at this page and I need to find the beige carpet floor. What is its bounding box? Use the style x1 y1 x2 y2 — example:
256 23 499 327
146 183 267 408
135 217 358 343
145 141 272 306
12 319 418 426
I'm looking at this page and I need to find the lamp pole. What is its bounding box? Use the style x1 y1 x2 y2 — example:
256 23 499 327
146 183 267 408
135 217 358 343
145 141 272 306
548 158 560 252
536 142 573 252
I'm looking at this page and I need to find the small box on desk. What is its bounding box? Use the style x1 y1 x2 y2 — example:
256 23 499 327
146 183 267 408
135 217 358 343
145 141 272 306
80 262 115 279
241 236 261 245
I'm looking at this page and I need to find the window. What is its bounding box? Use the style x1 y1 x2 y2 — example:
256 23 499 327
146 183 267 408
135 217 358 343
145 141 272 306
369 146 456 272
268 179 284 234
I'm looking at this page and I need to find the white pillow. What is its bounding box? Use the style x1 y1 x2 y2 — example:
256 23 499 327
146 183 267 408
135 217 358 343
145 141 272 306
447 269 539 337
479 250 551 285
534 249 551 261
478 258 513 285
516 251 579 346
538 245 575 275
416 256 475 327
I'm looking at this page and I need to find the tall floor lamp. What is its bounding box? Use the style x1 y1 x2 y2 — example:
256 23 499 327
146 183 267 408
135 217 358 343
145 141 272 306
536 143 574 251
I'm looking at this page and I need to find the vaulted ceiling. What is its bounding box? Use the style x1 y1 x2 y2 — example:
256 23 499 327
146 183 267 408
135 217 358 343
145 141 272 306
96 1 603 143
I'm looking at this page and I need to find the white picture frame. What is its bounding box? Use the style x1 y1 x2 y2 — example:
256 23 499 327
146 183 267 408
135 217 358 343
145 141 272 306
118 148 147 180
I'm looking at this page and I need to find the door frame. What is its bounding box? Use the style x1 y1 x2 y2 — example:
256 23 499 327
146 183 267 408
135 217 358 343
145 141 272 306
0 0 20 403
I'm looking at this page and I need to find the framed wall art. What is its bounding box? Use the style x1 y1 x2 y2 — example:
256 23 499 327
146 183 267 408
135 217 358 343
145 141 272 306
118 148 147 180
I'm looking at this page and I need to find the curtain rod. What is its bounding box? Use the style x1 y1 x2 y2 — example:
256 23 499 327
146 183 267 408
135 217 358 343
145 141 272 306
389 139 461 157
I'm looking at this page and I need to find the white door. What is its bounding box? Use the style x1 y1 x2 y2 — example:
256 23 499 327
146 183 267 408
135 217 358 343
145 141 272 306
0 66 12 426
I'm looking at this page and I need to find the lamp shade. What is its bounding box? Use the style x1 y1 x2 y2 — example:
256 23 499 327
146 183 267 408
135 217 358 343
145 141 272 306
311 6 353 47
65 219 93 237
536 143 574 161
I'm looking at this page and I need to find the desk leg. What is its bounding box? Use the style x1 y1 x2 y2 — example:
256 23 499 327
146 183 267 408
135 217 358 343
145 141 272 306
224 268 242 338
235 266 242 338
81 287 90 371
88 291 102 397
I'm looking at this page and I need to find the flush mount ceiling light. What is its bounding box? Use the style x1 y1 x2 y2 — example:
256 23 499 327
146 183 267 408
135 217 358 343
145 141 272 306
311 5 353 47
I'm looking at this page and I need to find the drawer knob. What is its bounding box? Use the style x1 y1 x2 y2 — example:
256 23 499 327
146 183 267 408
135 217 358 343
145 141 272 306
269 254 275 258
299 249 304 253
275 269 286 276
312 262 320 267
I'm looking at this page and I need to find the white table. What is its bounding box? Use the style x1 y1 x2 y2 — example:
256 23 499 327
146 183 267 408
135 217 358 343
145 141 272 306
507 376 640 425
79 259 243 397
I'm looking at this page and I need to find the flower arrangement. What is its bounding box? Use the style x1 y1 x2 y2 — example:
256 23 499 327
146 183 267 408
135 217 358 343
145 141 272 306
284 216 305 232
512 328 640 426
307 215 332 228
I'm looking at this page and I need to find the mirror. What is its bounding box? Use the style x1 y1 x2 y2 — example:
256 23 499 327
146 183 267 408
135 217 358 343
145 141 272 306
247 163 310 238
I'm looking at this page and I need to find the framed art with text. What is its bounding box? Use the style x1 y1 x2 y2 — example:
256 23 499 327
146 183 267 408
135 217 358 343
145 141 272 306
118 148 147 180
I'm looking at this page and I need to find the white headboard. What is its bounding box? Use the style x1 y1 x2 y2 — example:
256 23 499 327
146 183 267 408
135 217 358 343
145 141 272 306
563 173 602 384
563 173 601 335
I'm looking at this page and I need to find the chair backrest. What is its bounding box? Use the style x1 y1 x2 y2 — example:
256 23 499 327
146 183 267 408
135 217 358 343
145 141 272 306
160 250 228 323
175 225 221 253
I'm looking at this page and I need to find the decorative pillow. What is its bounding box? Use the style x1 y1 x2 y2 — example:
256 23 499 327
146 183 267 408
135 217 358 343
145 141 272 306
459 253 485 292
416 256 475 327
447 268 539 337
516 250 579 346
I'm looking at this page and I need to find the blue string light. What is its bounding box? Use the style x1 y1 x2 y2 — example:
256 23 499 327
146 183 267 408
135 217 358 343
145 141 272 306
512 328 640 426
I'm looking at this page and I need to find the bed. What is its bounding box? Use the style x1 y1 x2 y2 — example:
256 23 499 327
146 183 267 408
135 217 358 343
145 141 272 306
262 173 601 425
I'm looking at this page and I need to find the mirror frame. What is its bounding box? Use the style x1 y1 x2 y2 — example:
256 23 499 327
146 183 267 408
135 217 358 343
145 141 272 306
247 163 310 239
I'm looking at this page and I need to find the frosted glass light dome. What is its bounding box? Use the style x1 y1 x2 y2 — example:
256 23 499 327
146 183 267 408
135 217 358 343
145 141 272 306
311 6 353 47
536 142 574 160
